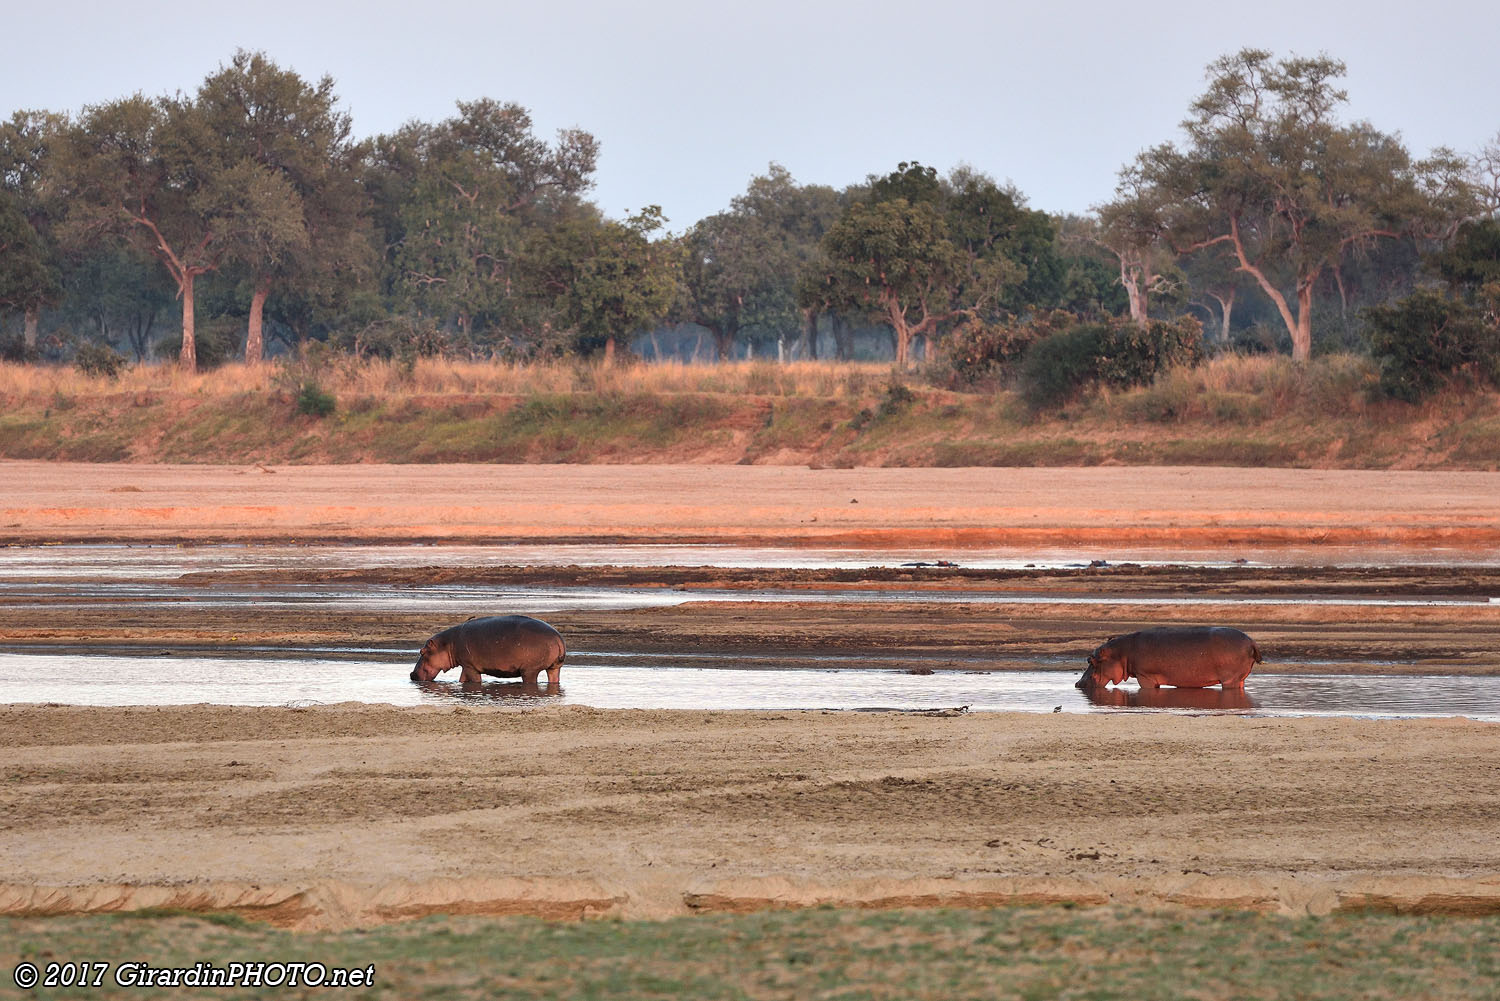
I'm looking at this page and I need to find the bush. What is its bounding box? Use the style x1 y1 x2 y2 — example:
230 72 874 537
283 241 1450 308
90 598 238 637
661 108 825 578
294 380 337 418
334 315 450 362
0 332 39 363
1364 290 1500 402
1020 315 1203 410
155 318 238 369
72 342 126 379
936 310 1076 388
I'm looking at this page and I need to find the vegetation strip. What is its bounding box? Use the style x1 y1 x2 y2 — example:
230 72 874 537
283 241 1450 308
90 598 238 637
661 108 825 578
3 907 1498 1000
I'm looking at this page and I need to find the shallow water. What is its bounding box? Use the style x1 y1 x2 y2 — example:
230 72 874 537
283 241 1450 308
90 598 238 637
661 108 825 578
2 652 1496 720
4 541 1499 579
2 580 1492 616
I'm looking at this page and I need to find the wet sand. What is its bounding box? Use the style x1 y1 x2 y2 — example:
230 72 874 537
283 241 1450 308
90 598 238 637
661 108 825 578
2 462 1499 928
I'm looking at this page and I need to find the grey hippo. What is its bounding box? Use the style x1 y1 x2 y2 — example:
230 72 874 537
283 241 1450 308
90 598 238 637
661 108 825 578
411 615 566 687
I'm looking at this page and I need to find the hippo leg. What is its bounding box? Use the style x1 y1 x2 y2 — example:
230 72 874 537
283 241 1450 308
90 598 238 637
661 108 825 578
460 665 483 685
546 663 561 687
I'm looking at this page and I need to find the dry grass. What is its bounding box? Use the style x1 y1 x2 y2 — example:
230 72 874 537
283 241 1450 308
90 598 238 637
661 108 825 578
0 358 898 401
4 353 1496 468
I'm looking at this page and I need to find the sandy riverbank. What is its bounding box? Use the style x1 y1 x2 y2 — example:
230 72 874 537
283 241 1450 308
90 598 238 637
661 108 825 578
3 705 1498 930
5 461 1500 548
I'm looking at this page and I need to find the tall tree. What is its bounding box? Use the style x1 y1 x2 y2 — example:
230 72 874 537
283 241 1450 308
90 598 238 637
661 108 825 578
816 163 1023 368
55 95 240 371
1124 49 1469 360
678 164 839 360
57 244 175 360
527 206 678 360
372 100 598 345
195 50 372 363
819 197 959 368
0 111 66 345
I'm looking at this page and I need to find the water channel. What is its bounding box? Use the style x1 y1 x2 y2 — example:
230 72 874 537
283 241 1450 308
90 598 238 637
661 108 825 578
2 544 1497 719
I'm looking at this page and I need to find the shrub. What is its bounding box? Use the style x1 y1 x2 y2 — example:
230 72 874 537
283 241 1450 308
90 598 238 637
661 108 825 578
1364 290 1500 402
72 342 126 379
154 318 238 369
295 381 337 418
334 315 450 362
875 380 915 419
0 332 39 363
935 310 1075 388
1020 315 1203 411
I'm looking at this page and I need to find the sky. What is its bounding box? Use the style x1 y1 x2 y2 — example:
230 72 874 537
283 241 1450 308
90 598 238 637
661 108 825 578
5 0 1498 232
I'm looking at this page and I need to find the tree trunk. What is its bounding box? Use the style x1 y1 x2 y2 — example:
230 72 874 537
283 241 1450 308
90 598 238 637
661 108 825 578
884 296 912 369
179 273 197 372
1293 282 1314 362
1230 218 1309 361
23 308 39 349
713 327 734 362
1120 254 1149 328
831 314 853 361
604 336 616 364
245 278 271 364
1220 287 1235 345
802 307 820 361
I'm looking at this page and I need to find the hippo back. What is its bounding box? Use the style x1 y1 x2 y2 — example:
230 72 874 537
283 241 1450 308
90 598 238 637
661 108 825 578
458 615 566 669
1122 626 1259 687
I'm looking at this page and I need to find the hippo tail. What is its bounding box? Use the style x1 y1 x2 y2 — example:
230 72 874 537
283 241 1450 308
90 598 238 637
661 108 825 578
1250 642 1263 664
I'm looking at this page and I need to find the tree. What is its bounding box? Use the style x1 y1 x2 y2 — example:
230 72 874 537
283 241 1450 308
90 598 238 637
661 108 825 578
1091 177 1175 327
1125 49 1469 360
0 194 55 329
527 206 678 360
56 244 175 360
195 51 372 363
0 111 66 345
816 163 1023 368
55 95 240 371
678 164 839 360
371 100 598 346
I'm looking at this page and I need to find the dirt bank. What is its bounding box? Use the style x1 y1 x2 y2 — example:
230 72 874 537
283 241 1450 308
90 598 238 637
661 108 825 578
2 705 1498 930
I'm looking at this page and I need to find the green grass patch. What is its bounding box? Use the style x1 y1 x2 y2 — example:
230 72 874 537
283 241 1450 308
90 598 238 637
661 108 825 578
1446 415 1500 465
932 438 1104 466
2 907 1497 1000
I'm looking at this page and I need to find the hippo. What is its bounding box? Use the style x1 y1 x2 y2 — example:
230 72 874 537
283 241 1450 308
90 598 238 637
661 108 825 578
1075 626 1261 690
411 615 566 687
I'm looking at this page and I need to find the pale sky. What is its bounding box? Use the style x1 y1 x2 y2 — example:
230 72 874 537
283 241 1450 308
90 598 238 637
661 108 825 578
6 0 1497 231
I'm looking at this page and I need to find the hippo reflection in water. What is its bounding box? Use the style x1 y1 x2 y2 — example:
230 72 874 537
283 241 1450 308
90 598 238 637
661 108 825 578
1081 685 1257 712
1076 626 1261 691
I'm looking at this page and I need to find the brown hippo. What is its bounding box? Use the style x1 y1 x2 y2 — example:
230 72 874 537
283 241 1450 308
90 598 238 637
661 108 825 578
411 615 566 687
1075 626 1260 690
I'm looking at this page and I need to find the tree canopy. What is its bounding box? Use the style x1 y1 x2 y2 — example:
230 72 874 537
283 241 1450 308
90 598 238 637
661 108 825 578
0 46 1489 373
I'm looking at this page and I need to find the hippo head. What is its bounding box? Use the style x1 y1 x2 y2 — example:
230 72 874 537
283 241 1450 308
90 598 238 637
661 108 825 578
411 638 457 682
1075 640 1128 689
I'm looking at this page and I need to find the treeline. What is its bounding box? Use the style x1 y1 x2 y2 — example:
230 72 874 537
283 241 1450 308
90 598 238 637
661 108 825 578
2 48 1498 402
